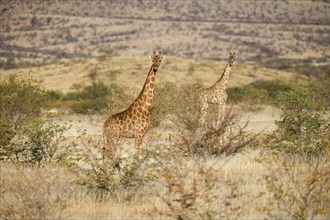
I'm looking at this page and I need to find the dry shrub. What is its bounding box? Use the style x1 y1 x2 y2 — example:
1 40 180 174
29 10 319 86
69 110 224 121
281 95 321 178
0 165 75 220
258 153 330 219
174 108 256 157
152 157 248 219
151 81 179 128
72 145 158 201
1 119 73 167
255 72 330 218
168 84 257 157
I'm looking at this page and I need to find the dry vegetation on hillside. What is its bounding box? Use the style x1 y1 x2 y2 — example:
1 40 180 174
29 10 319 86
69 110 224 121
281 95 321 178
1 0 329 69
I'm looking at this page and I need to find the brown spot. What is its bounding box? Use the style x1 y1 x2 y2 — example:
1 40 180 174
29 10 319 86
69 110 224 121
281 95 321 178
147 98 153 104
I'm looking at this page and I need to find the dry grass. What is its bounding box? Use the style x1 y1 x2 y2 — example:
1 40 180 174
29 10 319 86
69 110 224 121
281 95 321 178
1 148 328 219
0 55 307 94
0 163 75 219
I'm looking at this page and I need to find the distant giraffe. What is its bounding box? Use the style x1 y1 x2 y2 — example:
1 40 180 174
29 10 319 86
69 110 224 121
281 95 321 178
200 52 237 125
103 51 163 159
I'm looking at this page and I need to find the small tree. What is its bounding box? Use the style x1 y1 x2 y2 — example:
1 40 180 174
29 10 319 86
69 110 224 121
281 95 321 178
73 148 157 201
272 80 329 157
0 77 46 129
1 119 72 167
257 73 330 218
275 86 323 140
0 77 46 147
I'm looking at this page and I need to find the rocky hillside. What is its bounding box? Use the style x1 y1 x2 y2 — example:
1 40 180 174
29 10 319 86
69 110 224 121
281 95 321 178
1 0 329 68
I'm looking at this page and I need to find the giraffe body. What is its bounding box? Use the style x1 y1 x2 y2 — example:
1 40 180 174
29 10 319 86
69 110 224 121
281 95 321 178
103 51 163 158
200 52 236 125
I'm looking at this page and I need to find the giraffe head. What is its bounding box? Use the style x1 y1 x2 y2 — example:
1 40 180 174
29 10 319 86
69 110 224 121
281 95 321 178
227 52 237 66
149 51 163 73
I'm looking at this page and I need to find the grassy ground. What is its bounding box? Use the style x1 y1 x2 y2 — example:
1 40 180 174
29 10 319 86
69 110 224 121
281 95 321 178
0 55 328 219
1 149 328 219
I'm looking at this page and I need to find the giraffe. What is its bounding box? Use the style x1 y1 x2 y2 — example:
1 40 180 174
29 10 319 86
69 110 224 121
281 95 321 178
103 51 163 159
200 52 237 125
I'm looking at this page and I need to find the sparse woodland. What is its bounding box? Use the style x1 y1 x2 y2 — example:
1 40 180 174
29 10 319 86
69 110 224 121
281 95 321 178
0 1 329 219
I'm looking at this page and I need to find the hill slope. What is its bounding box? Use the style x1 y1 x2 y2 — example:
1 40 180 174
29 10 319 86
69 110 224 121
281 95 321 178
0 56 307 93
1 0 329 66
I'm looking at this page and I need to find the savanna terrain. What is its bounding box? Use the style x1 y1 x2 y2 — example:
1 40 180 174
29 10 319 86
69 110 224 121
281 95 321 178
0 1 329 219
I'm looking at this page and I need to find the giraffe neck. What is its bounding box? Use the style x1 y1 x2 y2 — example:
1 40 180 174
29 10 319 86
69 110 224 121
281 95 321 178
212 63 232 90
133 65 156 110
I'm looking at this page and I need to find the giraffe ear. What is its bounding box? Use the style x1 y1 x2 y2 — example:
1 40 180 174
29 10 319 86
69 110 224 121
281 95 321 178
149 56 153 60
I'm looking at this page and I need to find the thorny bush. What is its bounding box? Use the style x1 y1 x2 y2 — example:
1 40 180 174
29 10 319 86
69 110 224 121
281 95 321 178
168 84 257 157
0 165 74 220
72 145 158 201
152 156 248 220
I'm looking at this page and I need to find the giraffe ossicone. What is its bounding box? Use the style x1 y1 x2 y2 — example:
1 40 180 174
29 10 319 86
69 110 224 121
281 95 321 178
103 51 163 159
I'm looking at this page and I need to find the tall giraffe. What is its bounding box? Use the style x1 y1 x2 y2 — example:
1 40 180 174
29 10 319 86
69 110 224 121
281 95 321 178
103 51 163 158
200 52 237 125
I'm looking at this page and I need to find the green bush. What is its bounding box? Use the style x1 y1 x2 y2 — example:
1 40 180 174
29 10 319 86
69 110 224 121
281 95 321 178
0 77 46 128
0 77 47 146
45 90 62 101
226 87 245 103
227 80 292 105
64 81 124 114
64 82 109 100
0 120 15 147
309 72 330 111
261 74 330 158
249 80 292 98
261 58 330 78
1 119 72 167
275 87 324 140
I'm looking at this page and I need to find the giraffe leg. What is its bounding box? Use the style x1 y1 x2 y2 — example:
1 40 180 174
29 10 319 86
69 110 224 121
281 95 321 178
200 101 209 125
103 135 118 160
135 134 144 151
217 104 226 126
